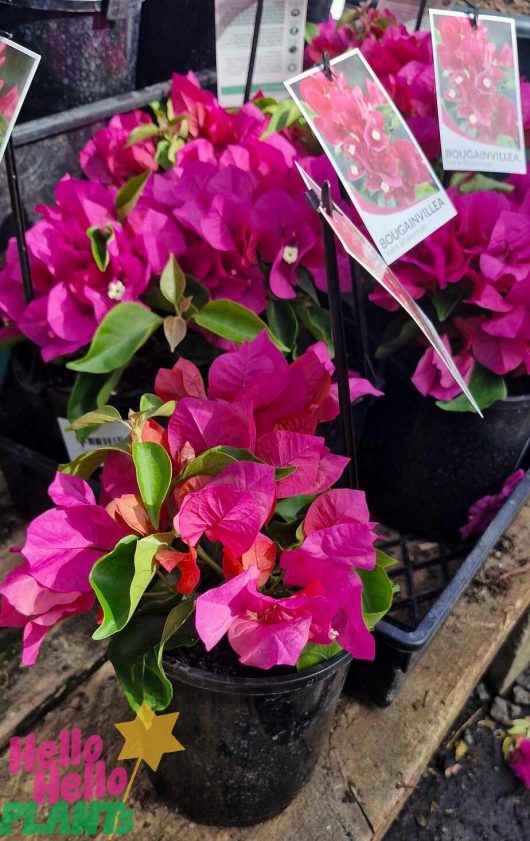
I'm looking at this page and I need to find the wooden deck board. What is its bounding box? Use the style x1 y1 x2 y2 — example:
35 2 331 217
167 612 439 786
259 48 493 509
0 496 529 840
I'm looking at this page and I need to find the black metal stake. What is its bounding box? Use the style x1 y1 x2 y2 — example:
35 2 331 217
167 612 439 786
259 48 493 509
414 0 428 31
243 0 265 103
312 182 359 490
5 137 33 303
338 182 371 380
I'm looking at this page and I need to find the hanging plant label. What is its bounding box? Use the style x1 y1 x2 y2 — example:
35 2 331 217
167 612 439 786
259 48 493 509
57 417 128 461
215 0 308 107
285 48 456 263
430 10 527 175
0 35 40 164
296 163 482 416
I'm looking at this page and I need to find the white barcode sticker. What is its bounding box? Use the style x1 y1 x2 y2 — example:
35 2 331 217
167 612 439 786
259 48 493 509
57 417 128 461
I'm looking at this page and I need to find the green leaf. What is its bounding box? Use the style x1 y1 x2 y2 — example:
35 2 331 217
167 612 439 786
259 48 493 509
298 303 333 352
436 363 507 413
115 170 151 223
185 276 210 311
304 20 319 43
87 225 114 271
161 601 196 646
132 441 172 529
296 642 342 671
163 315 187 352
139 393 176 418
67 404 126 431
107 613 173 712
59 444 130 478
191 300 288 351
451 172 514 195
67 303 162 375
267 298 298 351
160 255 186 310
375 549 398 570
178 446 293 482
126 122 160 147
432 285 465 322
91 535 162 640
275 494 317 522
359 564 395 630
296 268 319 304
260 99 301 139
375 315 418 360
67 368 125 444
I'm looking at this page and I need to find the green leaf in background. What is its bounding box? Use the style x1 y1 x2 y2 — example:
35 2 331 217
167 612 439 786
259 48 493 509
359 562 395 631
86 225 115 271
59 444 130 478
132 441 172 529
191 300 288 351
67 303 162 374
450 172 514 195
163 315 187 352
139 393 176 419
160 254 186 310
185 276 210 311
267 298 298 351
115 170 151 222
432 285 465 322
91 534 161 640
67 404 127 431
107 613 173 712
275 494 317 522
374 316 419 360
260 99 301 139
436 363 507 413
67 367 125 443
298 302 333 352
304 20 319 43
161 601 196 647
296 642 342 671
375 549 398 570
126 122 161 147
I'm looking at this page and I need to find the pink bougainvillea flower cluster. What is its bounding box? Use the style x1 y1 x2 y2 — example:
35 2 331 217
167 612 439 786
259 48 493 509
0 334 383 672
370 182 530 398
298 70 431 208
434 16 518 145
509 739 530 789
460 469 525 540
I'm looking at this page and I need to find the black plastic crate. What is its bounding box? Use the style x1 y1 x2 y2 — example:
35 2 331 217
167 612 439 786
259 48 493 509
346 470 530 704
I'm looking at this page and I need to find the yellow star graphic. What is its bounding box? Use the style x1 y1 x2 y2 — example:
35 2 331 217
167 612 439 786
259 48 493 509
115 701 185 772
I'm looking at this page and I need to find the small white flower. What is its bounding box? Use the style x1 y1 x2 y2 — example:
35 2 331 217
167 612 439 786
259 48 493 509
469 114 477 125
282 244 299 265
455 75 463 85
371 129 382 141
329 628 339 640
482 77 492 89
347 143 356 155
447 89 457 100
107 280 125 301
380 181 390 194
349 164 359 178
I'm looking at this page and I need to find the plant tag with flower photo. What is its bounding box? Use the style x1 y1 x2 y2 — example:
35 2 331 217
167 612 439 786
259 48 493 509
0 35 40 164
57 417 128 461
285 49 455 263
295 163 482 415
215 0 308 107
430 10 526 175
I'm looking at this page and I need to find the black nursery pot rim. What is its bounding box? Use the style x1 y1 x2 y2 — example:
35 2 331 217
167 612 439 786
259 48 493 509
163 649 353 696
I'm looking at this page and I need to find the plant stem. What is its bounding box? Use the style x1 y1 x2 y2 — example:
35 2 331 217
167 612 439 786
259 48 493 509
197 544 224 578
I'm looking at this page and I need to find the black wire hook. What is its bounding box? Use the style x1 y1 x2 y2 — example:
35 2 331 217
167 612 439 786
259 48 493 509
321 51 335 81
0 29 13 40
462 0 479 30
321 180 334 217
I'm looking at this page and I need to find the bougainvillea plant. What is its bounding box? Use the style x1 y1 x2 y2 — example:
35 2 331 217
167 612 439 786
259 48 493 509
305 10 530 413
503 718 530 790
0 334 390 710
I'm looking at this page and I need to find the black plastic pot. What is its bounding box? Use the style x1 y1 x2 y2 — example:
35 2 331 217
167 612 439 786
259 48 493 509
358 378 530 542
0 0 143 121
152 649 351 826
137 0 333 87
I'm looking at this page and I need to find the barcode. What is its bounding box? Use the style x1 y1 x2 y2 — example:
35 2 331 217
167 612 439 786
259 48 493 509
86 436 124 446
